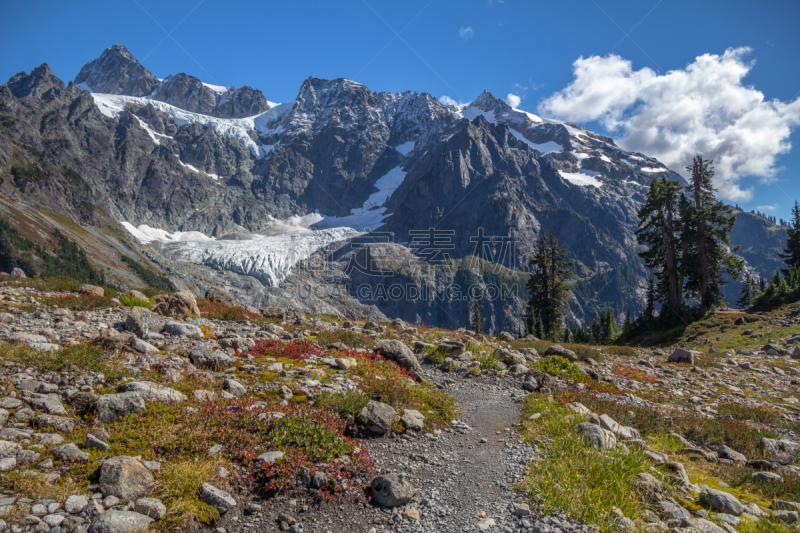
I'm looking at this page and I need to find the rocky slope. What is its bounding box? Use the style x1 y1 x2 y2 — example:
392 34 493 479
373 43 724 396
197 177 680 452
1 277 800 533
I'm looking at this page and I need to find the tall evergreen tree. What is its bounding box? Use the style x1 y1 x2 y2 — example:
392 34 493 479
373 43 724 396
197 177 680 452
636 177 684 311
598 308 620 344
527 233 574 340
680 156 743 309
737 271 756 308
780 201 800 272
642 275 657 323
471 300 483 334
623 309 632 332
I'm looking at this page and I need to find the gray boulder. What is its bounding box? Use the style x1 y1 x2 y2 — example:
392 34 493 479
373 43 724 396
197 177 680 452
10 267 26 278
374 340 421 373
98 456 154 501
32 415 74 433
577 423 616 449
190 346 232 370
125 307 166 338
544 345 577 361
199 483 236 514
121 382 187 404
701 488 744 516
130 337 157 354
370 474 417 507
161 321 203 339
94 392 146 423
717 445 747 464
51 443 89 462
400 409 425 432
134 498 166 519
87 510 154 533
668 348 695 365
256 451 284 464
759 438 800 465
205 287 236 307
223 379 246 398
357 401 397 434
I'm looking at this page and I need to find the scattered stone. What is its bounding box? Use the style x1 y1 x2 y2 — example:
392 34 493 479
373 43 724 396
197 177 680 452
134 498 166 519
759 438 800 465
400 409 425 432
357 400 397 434
374 340 421 373
121 381 187 404
668 348 695 365
369 474 417 507
701 488 744 515
51 443 90 462
98 456 155 501
161 321 203 339
223 379 246 398
86 510 153 533
94 392 146 423
544 344 577 361
190 346 232 370
199 484 236 514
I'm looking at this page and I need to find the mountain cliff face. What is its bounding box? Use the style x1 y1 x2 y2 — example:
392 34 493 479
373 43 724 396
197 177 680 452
75 45 270 119
0 45 788 331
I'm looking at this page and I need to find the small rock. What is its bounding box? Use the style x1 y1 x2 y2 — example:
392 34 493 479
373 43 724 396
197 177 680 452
199 483 236 514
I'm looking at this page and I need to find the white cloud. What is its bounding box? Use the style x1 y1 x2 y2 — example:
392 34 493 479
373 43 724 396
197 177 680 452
756 204 779 212
459 26 474 40
506 93 521 108
538 48 800 202
439 95 463 107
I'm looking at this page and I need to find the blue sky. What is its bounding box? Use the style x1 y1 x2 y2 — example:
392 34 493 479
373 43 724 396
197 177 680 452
1 0 799 221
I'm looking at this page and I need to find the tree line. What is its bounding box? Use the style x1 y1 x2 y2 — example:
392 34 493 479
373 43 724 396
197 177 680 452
516 154 797 343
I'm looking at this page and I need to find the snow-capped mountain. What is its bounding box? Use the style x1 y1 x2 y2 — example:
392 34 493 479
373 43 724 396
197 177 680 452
75 44 272 119
1 44 776 329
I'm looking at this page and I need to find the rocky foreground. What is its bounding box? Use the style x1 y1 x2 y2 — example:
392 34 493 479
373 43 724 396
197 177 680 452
0 274 799 532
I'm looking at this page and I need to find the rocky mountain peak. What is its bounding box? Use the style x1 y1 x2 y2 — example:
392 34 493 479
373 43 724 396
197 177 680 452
74 44 159 96
6 63 64 100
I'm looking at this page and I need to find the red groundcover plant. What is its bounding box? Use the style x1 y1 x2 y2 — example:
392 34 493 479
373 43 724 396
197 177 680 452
240 339 324 360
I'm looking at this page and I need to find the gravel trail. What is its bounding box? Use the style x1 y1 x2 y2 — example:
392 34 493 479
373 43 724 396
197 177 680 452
215 370 542 533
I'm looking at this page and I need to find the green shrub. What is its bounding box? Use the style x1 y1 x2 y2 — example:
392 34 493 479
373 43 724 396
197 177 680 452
532 356 584 380
316 388 370 419
316 329 374 349
477 351 500 371
119 294 153 309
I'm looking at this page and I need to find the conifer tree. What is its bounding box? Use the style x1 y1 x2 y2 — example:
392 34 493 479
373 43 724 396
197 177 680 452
471 300 483 334
623 309 632 332
527 233 574 340
642 275 657 323
780 201 800 272
737 271 756 308
680 156 743 309
637 177 684 311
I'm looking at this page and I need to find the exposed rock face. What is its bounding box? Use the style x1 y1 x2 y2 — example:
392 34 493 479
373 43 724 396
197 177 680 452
152 73 217 115
74 44 159 96
215 86 270 118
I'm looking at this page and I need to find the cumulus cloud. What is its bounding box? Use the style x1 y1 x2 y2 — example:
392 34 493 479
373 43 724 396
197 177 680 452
459 26 474 40
538 47 800 201
439 95 463 107
506 93 521 108
756 204 779 212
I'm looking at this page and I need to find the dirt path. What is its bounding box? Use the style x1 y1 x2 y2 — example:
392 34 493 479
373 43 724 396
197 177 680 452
215 369 535 533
